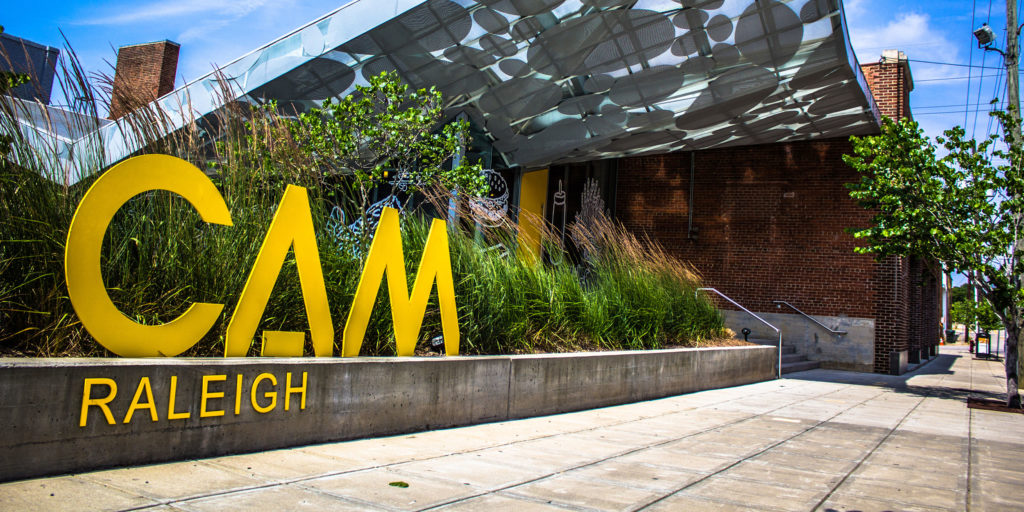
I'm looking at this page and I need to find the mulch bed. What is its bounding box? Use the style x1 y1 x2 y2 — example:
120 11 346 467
967 397 1024 414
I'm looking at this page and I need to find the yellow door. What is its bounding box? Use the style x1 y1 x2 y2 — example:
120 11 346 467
517 168 548 262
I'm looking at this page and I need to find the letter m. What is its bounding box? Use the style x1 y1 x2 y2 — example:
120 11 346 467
342 207 459 357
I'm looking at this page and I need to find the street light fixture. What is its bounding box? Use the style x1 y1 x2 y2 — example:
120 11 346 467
974 23 997 47
974 23 1006 56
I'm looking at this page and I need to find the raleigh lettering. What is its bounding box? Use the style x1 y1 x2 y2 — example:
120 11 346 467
79 372 309 427
64 154 460 358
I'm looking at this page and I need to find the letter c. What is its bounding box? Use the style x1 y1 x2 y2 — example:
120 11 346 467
64 154 232 357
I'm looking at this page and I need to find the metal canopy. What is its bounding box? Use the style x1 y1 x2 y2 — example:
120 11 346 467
18 0 881 182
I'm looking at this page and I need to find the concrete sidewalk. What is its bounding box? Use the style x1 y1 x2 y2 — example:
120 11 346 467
2 345 1021 511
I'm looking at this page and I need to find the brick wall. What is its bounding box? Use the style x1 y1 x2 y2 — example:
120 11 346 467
611 51 942 373
109 40 179 120
860 50 913 121
616 140 892 372
614 139 941 373
616 140 873 317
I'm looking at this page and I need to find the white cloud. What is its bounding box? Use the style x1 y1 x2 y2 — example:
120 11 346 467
76 0 272 26
848 11 962 81
843 0 868 18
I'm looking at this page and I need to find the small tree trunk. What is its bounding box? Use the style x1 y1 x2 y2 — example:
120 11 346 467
1006 319 1022 408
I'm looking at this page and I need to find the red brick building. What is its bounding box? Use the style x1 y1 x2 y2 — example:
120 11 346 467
609 50 939 374
93 3 940 375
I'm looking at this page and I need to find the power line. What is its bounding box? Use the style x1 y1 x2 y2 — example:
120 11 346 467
908 59 1005 70
916 74 1005 82
966 0 977 127
973 51 988 138
969 0 995 139
915 109 1005 116
916 102 1002 109
984 63 1006 141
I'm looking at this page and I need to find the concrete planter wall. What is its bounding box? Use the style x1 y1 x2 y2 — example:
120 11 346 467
0 345 774 482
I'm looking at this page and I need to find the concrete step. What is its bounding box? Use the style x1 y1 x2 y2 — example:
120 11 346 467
782 360 820 374
746 339 796 353
748 341 796 355
781 353 806 364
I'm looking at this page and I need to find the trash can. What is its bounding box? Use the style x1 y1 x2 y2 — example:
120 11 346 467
977 332 991 358
945 329 959 345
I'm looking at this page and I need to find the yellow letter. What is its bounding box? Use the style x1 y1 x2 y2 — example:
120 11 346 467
80 378 117 427
200 375 226 418
64 154 232 357
225 185 333 357
342 208 459 357
284 372 307 411
123 377 158 423
167 376 191 420
235 374 243 415
250 373 278 413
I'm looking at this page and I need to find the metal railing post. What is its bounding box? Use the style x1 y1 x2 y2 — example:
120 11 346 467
697 287 782 378
771 300 847 336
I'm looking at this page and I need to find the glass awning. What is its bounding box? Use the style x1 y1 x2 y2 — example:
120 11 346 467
16 0 880 182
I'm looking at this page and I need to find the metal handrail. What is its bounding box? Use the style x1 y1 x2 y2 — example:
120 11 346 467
697 287 782 378
772 300 847 336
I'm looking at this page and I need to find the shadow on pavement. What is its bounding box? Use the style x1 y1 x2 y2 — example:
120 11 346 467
782 352 1009 403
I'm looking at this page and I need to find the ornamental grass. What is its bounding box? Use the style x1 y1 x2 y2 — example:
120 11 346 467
0 43 724 357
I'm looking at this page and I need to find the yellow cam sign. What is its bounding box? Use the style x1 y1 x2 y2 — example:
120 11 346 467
64 155 459 358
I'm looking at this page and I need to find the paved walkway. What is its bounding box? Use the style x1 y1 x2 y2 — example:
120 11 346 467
2 346 1022 511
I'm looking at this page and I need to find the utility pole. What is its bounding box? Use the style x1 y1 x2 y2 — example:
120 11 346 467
1008 0 1021 140
1008 0 1024 396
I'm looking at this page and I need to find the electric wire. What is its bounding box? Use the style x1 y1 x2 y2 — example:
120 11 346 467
915 102 1003 109
967 0 978 127
984 64 1006 143
916 74 1003 83
907 59 1005 70
973 50 989 139
974 0 995 139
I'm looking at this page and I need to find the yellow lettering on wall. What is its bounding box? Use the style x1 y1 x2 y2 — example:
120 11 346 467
167 376 191 420
200 375 227 418
123 377 158 423
250 373 278 413
225 185 333 358
284 372 307 411
64 154 232 357
234 374 243 415
342 207 460 357
80 378 117 427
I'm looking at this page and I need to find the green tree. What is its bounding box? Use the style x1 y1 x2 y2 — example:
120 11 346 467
844 115 1024 407
951 297 1002 332
290 71 485 249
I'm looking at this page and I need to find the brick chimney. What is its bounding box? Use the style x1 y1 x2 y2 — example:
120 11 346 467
860 49 914 121
109 40 179 120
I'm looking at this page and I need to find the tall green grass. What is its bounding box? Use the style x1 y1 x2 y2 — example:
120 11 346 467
404 199 724 354
0 45 724 357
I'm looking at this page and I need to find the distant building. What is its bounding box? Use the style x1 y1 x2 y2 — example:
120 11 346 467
0 32 59 105
108 40 179 120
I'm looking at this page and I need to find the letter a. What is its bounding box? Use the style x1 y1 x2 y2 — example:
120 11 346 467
225 185 333 357
342 207 459 357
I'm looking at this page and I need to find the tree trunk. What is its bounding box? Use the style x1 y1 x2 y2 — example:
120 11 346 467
1006 318 1022 408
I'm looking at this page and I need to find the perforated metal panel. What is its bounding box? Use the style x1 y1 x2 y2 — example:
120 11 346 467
239 0 882 168
17 0 881 183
